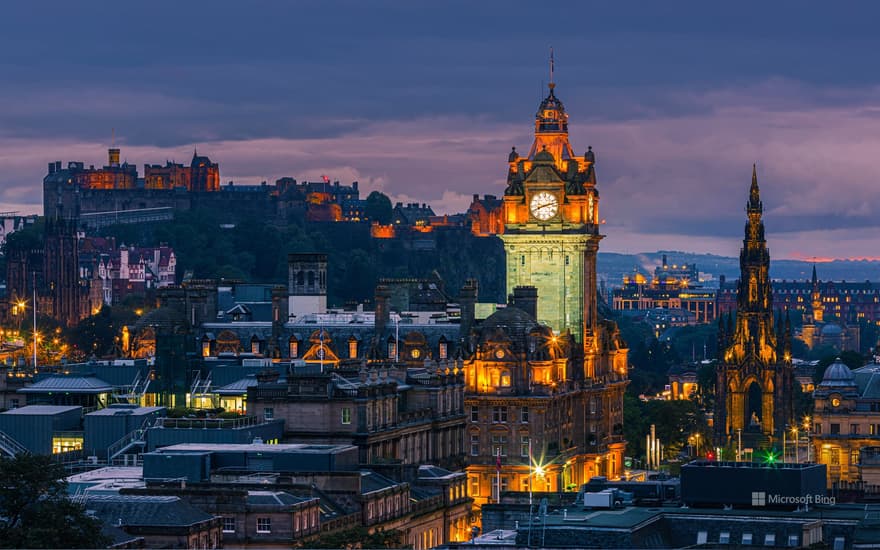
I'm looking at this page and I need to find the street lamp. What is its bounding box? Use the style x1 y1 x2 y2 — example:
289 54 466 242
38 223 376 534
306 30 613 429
803 416 812 463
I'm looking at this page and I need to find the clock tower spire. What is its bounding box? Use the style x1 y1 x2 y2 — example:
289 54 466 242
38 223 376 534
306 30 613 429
500 66 623 384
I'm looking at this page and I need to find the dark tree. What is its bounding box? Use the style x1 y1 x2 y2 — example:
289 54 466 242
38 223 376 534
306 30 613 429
0 454 109 549
306 526 409 548
696 362 716 409
365 191 393 224
67 305 136 359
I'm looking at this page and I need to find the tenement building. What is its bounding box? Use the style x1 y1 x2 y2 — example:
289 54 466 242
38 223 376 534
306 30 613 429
464 75 628 507
715 168 794 444
812 359 880 487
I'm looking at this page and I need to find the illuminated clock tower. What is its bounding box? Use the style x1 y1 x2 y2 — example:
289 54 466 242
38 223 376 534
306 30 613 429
500 79 600 341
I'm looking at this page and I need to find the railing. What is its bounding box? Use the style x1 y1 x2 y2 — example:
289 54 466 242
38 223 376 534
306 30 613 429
154 415 268 430
52 449 83 464
0 430 29 457
106 417 154 462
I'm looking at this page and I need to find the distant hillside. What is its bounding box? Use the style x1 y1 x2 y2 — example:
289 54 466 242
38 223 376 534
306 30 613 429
598 250 880 287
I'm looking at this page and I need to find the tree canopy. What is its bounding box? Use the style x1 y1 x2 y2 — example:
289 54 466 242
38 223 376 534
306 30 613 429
0 454 109 549
364 191 393 224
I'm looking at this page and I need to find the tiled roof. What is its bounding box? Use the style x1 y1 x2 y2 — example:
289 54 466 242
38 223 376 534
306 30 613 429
215 376 259 395
854 364 880 399
417 465 457 479
19 376 114 394
85 494 215 527
247 490 312 508
359 470 403 495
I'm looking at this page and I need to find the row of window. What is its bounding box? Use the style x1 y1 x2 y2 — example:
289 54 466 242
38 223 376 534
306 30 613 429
472 406 530 423
471 434 531 457
820 422 880 435
366 493 406 521
697 531 844 549
223 511 319 535
473 402 598 424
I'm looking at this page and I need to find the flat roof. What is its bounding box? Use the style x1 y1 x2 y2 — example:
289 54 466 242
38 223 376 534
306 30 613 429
529 503 870 531
67 466 144 484
153 442 357 454
86 406 165 416
1 405 81 415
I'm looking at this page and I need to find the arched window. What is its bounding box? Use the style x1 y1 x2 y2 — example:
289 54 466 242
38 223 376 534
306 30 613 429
289 337 299 358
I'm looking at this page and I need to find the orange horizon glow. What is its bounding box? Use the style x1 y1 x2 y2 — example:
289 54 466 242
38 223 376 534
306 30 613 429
785 253 880 263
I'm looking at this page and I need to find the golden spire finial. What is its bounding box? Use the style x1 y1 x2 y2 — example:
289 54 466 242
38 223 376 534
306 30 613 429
548 46 555 90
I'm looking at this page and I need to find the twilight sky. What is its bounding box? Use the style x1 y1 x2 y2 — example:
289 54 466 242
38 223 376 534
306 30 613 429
2 1 880 259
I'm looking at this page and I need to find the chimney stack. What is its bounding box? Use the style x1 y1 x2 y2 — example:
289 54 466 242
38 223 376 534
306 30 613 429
374 285 391 337
459 279 478 340
512 286 538 320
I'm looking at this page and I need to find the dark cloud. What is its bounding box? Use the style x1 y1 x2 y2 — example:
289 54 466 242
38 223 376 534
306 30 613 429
2 1 880 258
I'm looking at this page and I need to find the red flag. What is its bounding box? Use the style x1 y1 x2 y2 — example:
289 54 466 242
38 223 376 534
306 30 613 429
321 175 330 183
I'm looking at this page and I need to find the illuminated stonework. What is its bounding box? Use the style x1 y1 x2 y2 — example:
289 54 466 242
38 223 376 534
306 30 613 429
464 79 629 511
715 167 794 441
500 82 600 338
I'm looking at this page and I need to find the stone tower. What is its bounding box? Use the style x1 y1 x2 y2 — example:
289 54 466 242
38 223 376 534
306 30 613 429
499 80 600 342
463 69 629 509
287 253 328 320
715 167 794 443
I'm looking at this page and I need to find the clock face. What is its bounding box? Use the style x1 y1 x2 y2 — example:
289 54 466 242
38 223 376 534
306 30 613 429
831 397 841 407
495 349 505 359
530 191 558 221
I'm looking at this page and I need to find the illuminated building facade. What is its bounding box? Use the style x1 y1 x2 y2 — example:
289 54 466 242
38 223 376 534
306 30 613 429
464 77 628 508
812 360 880 487
613 256 717 324
717 269 880 332
715 168 794 442
467 194 504 236
143 151 219 192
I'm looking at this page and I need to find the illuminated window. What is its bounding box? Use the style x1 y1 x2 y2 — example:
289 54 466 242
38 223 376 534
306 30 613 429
341 407 352 425
289 339 299 358
52 433 83 454
500 371 511 387
348 339 358 358
439 341 448 360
